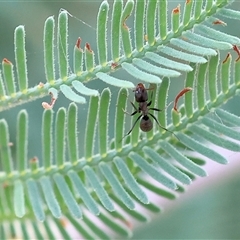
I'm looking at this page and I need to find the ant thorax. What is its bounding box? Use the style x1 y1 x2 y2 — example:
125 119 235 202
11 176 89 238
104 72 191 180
139 102 149 116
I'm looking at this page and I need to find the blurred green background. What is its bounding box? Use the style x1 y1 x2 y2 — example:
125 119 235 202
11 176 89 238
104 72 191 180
1 0 240 239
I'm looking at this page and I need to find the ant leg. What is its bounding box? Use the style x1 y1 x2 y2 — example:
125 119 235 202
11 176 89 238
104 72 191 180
149 101 174 111
130 101 138 111
122 101 138 115
149 107 162 112
147 91 153 106
149 113 179 141
120 114 142 141
126 114 142 135
122 108 138 116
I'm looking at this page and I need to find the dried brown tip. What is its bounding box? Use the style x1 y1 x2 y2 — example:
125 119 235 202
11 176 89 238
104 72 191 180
38 82 44 88
212 19 227 26
59 218 68 227
29 156 38 164
111 62 118 69
42 102 52 109
85 42 92 52
233 45 240 62
122 14 130 30
42 91 57 109
174 87 192 112
223 53 230 64
76 37 82 49
3 58 12 64
173 5 180 14
186 0 191 4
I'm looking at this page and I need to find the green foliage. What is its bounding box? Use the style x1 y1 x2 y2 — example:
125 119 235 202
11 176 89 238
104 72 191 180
1 0 240 239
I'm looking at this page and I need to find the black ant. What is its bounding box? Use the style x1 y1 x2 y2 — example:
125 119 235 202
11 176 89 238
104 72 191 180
122 83 176 139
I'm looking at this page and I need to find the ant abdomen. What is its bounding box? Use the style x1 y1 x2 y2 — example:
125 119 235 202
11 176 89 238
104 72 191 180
140 115 153 132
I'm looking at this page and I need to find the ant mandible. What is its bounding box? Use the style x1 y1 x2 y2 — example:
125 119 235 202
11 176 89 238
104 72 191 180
123 83 173 138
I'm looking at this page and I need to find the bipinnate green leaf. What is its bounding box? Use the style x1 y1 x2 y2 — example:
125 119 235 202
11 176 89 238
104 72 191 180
2 58 16 96
44 16 55 83
111 0 122 61
159 141 207 177
55 108 66 167
0 119 13 174
170 38 217 56
110 193 148 222
129 152 177 190
115 88 128 150
20 222 29 239
183 0 193 25
143 146 191 185
32 221 44 239
42 109 53 169
53 173 82 218
3 0 240 239
67 103 79 163
65 212 96 239
73 38 83 75
114 156 149 204
159 46 207 63
84 166 115 212
122 62 162 83
67 170 99 215
146 0 157 46
14 26 28 91
133 58 181 78
137 178 176 199
221 53 231 94
16 110 28 172
177 132 228 164
146 52 193 72
189 124 240 152
196 25 240 45
60 85 86 103
97 0 109 66
196 62 208 110
99 162 135 210
84 95 99 161
99 212 131 237
121 0 134 57
97 72 135 88
201 117 240 141
53 217 71 239
84 214 110 240
26 179 45 221
13 180 25 218
171 4 180 33
40 176 61 218
183 31 232 50
98 88 111 156
134 0 145 51
218 8 240 19
72 80 99 96
57 10 68 80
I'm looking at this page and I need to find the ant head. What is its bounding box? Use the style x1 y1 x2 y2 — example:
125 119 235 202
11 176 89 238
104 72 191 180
134 83 148 103
140 115 153 132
